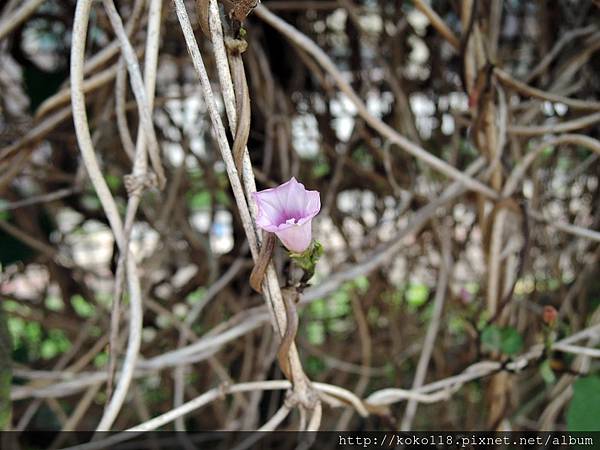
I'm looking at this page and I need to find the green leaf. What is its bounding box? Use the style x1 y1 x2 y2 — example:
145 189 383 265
330 290 351 317
186 288 206 305
25 322 42 344
0 200 9 222
105 174 122 192
309 299 327 320
306 321 325 345
47 329 71 355
94 352 109 368
500 327 523 356
352 146 374 168
481 325 523 356
405 283 429 307
567 376 600 431
353 276 369 293
384 362 395 381
306 356 326 376
215 190 230 206
539 359 556 384
367 306 380 324
448 314 466 336
45 295 64 312
312 161 330 178
481 325 502 352
70 295 95 318
40 340 59 360
7 318 24 348
541 146 554 158
188 191 211 210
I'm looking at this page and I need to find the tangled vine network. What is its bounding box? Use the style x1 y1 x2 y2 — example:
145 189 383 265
0 0 599 444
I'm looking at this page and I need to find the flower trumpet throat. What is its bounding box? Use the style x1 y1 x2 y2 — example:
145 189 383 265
252 177 321 253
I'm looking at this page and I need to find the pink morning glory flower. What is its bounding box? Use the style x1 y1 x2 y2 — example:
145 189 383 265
252 177 321 253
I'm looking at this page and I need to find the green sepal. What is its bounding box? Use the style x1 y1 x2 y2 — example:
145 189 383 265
289 240 323 282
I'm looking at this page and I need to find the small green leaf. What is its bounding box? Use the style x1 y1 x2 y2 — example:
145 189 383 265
105 174 122 191
481 325 523 356
367 306 380 324
312 161 330 178
353 276 369 293
25 322 42 343
448 314 466 336
309 299 327 320
215 190 230 206
405 283 429 307
94 352 109 368
567 376 600 431
7 318 25 348
476 310 492 331
541 146 554 158
500 327 523 356
45 295 64 312
481 325 502 352
0 206 9 221
539 359 556 384
48 329 71 354
330 290 351 317
70 295 95 318
306 356 326 376
384 362 395 381
186 288 206 305
306 321 325 345
41 340 59 359
188 191 211 210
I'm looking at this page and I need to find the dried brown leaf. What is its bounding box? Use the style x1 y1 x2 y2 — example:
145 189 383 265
249 231 275 293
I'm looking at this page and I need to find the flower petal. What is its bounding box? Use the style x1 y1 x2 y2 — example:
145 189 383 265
280 177 311 218
304 189 321 217
274 220 313 253
253 191 282 229
252 177 321 244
